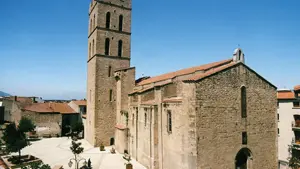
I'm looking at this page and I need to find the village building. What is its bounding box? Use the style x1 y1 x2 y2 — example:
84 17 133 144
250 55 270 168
68 100 87 137
0 96 80 137
277 86 300 169
85 0 278 168
23 102 79 137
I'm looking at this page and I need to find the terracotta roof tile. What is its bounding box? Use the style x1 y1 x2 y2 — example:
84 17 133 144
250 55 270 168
72 100 86 106
137 59 233 86
51 103 77 114
294 85 300 91
24 103 53 112
277 91 295 99
23 103 77 114
129 86 154 95
184 62 238 82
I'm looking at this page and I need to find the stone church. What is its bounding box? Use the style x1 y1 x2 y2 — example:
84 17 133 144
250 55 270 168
85 0 278 169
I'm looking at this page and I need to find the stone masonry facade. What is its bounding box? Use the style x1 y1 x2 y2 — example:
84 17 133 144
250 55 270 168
85 0 132 146
193 64 277 169
85 1 278 168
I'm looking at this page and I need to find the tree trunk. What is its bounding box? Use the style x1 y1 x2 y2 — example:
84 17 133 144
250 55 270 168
18 150 21 163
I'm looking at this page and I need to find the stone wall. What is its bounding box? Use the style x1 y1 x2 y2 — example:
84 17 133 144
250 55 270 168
93 57 130 146
1 100 22 123
85 57 97 145
161 102 197 169
141 90 155 102
99 0 132 8
115 68 135 153
127 82 197 169
86 0 132 147
163 83 177 98
194 64 277 169
22 110 62 136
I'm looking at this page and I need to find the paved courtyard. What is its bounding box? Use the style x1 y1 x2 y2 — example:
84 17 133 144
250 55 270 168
14 137 146 169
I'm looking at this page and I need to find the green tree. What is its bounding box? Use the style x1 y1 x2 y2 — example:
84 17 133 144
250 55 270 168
71 122 84 138
18 117 35 133
69 140 85 169
2 118 35 163
288 143 300 169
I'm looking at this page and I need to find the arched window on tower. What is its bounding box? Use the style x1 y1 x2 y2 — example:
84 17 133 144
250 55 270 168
93 14 96 28
90 19 92 33
105 38 110 55
118 40 123 57
119 15 123 31
108 66 112 77
89 42 91 58
92 39 95 56
241 86 247 118
106 12 111 29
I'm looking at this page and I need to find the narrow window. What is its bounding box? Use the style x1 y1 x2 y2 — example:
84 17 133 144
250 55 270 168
105 38 110 55
109 89 113 101
118 40 123 57
277 114 279 121
106 12 111 29
89 43 91 58
119 15 123 31
242 132 247 145
167 110 172 133
144 112 147 127
90 19 92 33
108 66 112 77
93 14 96 28
132 113 135 126
241 86 247 118
278 128 280 135
92 39 95 56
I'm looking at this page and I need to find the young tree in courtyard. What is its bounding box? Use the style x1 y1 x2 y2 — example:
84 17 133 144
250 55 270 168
288 142 300 169
69 140 85 169
18 117 35 133
2 117 35 163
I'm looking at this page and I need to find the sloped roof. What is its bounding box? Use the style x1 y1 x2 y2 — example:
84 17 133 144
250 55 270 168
183 62 277 89
185 62 237 81
277 91 295 100
72 100 86 106
23 103 77 114
137 59 233 86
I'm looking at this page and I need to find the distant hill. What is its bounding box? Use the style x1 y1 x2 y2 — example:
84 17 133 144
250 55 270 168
0 91 11 97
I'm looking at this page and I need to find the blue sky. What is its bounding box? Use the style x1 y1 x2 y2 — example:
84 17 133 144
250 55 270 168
0 0 299 99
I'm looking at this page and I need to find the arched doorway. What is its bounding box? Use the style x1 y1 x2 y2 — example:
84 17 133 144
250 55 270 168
235 148 252 169
110 137 115 146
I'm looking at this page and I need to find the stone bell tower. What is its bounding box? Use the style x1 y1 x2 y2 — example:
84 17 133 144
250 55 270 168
85 0 132 146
